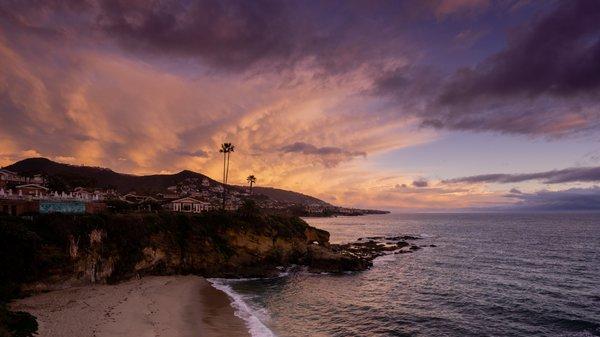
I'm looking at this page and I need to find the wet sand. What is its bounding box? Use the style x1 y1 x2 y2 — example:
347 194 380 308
10 275 250 337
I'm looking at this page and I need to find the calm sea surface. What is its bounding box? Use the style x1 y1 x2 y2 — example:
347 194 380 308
210 213 600 337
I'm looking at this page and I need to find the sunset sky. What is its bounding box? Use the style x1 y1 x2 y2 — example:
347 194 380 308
1 0 600 211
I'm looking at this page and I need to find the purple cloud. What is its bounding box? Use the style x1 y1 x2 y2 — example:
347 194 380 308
440 0 600 103
505 187 600 211
371 0 600 137
280 142 366 158
427 0 600 136
174 149 209 158
444 166 600 184
412 179 428 188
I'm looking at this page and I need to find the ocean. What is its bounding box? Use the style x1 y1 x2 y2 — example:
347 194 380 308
209 213 600 337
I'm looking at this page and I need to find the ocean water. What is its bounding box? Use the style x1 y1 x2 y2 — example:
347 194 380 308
210 213 600 337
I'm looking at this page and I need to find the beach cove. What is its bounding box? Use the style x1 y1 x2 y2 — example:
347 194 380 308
10 276 249 337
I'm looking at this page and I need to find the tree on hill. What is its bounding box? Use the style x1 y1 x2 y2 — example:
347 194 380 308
219 143 235 209
246 175 256 194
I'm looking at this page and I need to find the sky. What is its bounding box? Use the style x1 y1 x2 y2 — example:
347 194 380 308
1 0 600 211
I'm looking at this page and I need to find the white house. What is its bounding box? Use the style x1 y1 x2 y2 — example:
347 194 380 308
15 184 49 197
170 197 211 213
73 187 94 200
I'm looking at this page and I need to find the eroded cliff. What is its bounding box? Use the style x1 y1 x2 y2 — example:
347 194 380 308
1 211 369 295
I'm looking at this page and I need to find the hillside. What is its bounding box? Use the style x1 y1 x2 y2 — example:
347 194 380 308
4 158 329 207
252 186 330 206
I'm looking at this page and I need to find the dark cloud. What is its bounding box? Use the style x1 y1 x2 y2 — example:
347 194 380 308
412 179 428 188
440 0 600 103
392 183 467 194
95 0 295 71
279 141 366 167
444 166 600 184
509 188 522 194
280 142 366 158
0 0 423 74
505 187 600 211
424 0 600 136
174 149 209 158
370 0 600 137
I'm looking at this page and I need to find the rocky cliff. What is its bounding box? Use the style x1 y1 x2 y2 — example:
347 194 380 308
1 211 369 295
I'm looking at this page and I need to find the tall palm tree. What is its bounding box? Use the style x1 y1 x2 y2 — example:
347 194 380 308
247 175 256 194
219 143 235 184
219 143 235 208
226 144 234 184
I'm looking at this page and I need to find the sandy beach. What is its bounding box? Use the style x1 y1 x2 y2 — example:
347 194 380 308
10 275 250 337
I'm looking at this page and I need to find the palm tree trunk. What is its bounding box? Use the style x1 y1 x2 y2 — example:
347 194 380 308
222 153 226 209
222 153 226 184
225 152 231 184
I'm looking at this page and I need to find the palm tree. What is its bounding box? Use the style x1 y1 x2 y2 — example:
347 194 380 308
219 143 235 208
247 175 256 194
219 143 235 184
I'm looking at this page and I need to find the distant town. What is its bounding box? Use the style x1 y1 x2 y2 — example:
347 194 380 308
0 158 388 217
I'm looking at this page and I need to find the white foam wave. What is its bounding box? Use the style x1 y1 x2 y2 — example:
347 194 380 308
373 252 398 265
208 279 276 337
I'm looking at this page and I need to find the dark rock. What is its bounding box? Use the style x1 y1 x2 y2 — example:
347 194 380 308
389 235 421 241
396 241 409 248
306 245 371 273
394 250 413 254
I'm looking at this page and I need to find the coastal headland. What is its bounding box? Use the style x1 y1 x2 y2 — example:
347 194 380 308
0 158 391 336
0 211 381 336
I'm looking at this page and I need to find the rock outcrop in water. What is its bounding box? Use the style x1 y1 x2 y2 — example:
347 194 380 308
332 235 426 261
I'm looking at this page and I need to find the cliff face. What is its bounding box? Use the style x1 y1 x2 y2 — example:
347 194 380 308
0 212 367 294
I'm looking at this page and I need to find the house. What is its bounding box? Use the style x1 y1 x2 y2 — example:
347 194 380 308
170 197 211 213
73 187 94 200
15 184 49 197
73 187 107 201
0 170 46 187
121 193 147 204
0 169 20 187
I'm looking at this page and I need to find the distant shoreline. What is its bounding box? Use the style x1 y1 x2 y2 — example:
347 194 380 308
302 210 390 217
10 275 250 337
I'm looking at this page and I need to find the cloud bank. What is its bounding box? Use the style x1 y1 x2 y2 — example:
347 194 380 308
505 187 600 211
445 166 600 184
374 0 600 136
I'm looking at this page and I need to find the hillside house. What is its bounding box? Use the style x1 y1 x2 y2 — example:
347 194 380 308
0 169 21 187
15 184 49 197
170 197 211 213
0 170 45 187
73 187 109 201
